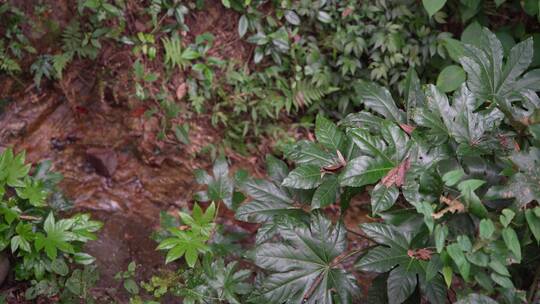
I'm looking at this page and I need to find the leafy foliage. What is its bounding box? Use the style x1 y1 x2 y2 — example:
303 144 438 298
156 202 216 267
0 148 102 300
189 29 540 303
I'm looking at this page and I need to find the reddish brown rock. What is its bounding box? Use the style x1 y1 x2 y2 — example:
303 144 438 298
86 147 118 177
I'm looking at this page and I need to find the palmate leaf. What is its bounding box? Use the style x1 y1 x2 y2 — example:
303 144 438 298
414 85 503 148
236 176 308 223
461 27 540 106
235 200 307 223
486 147 540 208
204 259 252 304
356 223 412 273
194 156 235 209
34 213 75 260
242 178 292 205
251 212 359 304
387 266 417 304
0 148 31 188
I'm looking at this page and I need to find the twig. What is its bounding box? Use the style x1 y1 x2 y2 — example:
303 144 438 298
19 215 41 221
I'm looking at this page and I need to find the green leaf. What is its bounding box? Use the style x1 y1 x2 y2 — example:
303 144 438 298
490 272 514 289
243 178 292 205
525 209 540 243
317 11 332 23
455 294 498 304
488 258 510 277
16 178 48 207
501 148 540 208
442 38 464 62
0 148 31 187
434 224 448 253
284 141 336 167
265 155 289 183
436 65 466 92
442 168 465 186
457 179 488 218
124 278 139 295
51 258 69 276
340 156 393 187
461 22 483 46
282 165 322 189
284 10 300 25
461 28 535 104
501 227 521 261
34 213 75 260
73 252 96 265
356 246 408 273
442 266 452 287
500 208 515 227
355 81 405 123
356 223 412 273
479 219 495 239
347 128 391 162
311 176 339 208
315 114 344 151
238 15 248 38
387 266 417 304
422 0 447 17
235 200 305 223
404 68 426 123
251 213 359 303
447 243 470 280
371 183 399 214
361 223 410 250
420 273 447 303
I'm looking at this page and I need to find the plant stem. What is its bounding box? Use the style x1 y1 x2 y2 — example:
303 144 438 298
528 263 540 303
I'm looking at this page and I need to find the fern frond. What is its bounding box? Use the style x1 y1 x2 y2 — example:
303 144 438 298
61 21 99 59
0 40 21 74
293 80 328 108
162 34 186 70
52 52 73 79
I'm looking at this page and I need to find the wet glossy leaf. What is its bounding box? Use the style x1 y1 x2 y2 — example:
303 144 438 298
437 65 466 92
311 175 338 208
282 165 322 189
371 183 399 214
251 213 359 303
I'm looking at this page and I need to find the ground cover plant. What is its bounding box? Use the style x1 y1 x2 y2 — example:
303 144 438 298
106 27 540 304
2 0 540 303
0 148 102 302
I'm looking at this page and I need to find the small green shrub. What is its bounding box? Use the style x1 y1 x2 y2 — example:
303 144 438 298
0 148 102 301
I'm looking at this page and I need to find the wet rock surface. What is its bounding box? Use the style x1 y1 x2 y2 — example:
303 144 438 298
86 147 118 177
0 87 221 297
